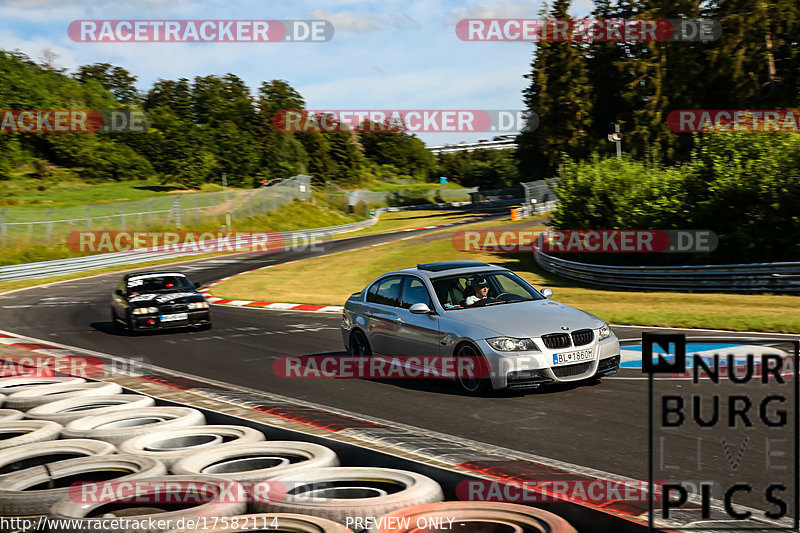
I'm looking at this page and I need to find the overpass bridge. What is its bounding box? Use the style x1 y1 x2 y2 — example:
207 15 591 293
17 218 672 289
427 137 517 154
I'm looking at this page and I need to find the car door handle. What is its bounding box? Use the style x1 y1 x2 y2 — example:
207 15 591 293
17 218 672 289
393 317 404 324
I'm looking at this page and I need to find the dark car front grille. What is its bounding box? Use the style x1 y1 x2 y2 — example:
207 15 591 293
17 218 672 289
598 355 620 373
159 304 188 313
571 329 594 346
541 333 571 349
552 361 593 378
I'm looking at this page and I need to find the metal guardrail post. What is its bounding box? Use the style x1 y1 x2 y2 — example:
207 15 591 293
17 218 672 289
172 197 182 229
45 209 52 244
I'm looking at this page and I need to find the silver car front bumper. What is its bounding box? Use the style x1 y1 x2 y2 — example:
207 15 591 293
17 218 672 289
478 335 621 390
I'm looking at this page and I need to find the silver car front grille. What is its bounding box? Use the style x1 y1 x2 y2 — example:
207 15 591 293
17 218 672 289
571 329 594 346
541 333 571 349
552 361 593 378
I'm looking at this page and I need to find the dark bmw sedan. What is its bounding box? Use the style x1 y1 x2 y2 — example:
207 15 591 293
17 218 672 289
110 271 211 335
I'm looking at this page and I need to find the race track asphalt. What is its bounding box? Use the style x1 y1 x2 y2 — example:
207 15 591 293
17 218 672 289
0 209 796 515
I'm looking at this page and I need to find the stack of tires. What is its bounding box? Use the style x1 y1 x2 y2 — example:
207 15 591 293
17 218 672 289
0 376 576 533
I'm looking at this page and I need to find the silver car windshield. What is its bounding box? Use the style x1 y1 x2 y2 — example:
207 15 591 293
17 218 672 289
431 271 544 310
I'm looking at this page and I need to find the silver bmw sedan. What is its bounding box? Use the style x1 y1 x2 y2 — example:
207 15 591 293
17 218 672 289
341 261 620 394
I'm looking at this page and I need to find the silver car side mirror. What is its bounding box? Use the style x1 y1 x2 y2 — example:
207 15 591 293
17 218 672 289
409 303 431 314
541 288 553 298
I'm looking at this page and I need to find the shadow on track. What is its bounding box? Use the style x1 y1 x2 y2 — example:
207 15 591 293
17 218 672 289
273 351 606 398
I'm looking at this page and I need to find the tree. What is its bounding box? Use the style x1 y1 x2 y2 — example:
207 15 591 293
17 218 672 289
74 63 139 104
517 0 594 179
256 80 309 181
358 124 434 179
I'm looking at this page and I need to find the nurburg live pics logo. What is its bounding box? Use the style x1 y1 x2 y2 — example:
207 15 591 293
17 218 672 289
643 333 799 530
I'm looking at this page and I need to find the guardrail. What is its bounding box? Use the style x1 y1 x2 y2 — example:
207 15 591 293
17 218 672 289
0 198 518 283
535 252 800 293
0 216 382 283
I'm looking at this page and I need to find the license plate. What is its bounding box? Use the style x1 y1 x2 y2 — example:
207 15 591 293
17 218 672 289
553 349 594 365
160 313 188 322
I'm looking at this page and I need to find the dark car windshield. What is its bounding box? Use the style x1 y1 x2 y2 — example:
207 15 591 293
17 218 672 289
126 274 193 294
431 271 544 310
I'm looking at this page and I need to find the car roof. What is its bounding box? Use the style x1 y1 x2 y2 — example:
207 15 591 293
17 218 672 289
382 261 508 280
124 271 188 280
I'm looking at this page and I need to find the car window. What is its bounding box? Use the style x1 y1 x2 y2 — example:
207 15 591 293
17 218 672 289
366 276 403 307
431 271 543 309
496 273 535 298
400 277 432 309
127 275 193 293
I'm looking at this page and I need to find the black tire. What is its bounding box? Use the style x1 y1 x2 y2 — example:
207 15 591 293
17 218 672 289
61 407 206 446
24 394 155 424
5 382 123 411
125 313 138 336
0 439 116 479
367 501 577 533
48 476 247 532
251 466 444 525
0 455 166 519
110 309 122 331
0 420 62 450
455 343 491 395
171 441 339 479
117 425 266 468
349 330 371 357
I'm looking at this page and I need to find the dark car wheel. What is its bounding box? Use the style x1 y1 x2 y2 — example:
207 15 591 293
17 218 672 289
456 343 491 395
125 314 138 336
110 309 122 331
349 330 371 357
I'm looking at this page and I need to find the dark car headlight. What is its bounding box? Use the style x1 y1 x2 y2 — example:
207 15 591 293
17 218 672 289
188 302 209 309
487 337 539 352
132 307 158 315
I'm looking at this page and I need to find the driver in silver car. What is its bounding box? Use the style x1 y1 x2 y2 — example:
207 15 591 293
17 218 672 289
465 276 489 306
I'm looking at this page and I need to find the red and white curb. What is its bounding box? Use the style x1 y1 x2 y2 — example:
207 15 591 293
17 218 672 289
198 221 463 313
0 332 87 358
197 276 343 313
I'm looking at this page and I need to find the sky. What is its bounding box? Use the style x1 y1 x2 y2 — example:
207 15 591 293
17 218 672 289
0 0 593 145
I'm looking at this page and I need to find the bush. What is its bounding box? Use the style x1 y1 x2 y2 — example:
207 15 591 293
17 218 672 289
550 134 800 263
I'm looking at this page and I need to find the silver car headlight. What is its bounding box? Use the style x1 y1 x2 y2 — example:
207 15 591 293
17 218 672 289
487 337 539 352
188 302 209 309
599 324 612 340
132 307 158 315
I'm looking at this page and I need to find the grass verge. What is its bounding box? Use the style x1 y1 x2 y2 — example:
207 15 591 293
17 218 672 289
0 207 481 294
212 218 800 333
